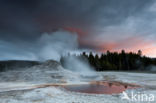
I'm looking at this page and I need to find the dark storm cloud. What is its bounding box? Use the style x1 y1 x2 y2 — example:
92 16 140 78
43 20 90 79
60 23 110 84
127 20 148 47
0 0 156 58
0 0 154 41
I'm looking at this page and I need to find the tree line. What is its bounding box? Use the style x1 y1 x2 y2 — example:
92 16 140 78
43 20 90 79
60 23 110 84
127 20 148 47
61 50 156 71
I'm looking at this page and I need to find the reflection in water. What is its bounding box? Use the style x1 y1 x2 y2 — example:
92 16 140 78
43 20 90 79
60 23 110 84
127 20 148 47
64 81 140 94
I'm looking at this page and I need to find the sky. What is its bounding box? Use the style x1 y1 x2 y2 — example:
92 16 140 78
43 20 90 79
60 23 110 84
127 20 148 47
0 0 156 59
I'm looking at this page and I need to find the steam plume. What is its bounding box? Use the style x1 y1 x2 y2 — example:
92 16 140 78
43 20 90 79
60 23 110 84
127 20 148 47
0 30 95 74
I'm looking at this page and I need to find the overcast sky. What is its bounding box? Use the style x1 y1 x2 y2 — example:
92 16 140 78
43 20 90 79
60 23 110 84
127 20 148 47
0 0 156 59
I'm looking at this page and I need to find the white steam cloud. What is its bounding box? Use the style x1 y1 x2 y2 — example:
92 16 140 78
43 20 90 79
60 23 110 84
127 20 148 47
37 31 78 61
62 56 95 75
0 30 78 61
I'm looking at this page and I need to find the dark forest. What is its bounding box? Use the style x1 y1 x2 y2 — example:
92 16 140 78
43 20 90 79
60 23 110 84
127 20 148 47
61 50 156 71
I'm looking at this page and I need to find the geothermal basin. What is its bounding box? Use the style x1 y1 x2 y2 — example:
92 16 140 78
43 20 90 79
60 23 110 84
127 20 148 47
63 81 141 94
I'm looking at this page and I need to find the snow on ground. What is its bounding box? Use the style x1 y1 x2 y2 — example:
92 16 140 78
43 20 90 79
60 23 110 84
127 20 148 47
0 60 156 103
